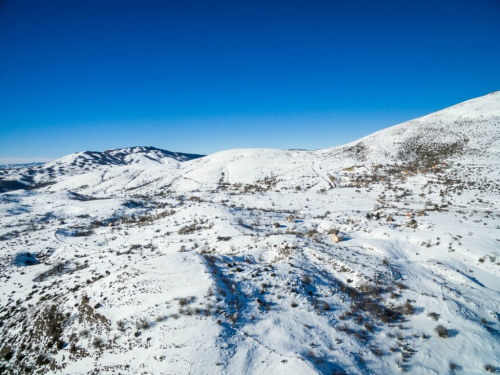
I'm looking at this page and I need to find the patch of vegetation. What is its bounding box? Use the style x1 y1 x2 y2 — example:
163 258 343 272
485 364 498 373
435 324 450 338
427 312 439 321
34 261 68 282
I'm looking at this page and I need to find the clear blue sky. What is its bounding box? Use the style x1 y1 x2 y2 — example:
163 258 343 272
1 0 499 161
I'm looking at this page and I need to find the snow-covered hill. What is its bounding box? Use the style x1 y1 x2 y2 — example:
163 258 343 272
165 91 500 192
55 146 204 168
319 91 500 165
0 147 204 194
1 93 499 375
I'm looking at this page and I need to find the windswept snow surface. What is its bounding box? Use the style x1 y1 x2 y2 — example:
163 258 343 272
1 93 500 374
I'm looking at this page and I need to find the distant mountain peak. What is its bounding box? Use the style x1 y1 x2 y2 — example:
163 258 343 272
0 147 205 193
55 146 205 168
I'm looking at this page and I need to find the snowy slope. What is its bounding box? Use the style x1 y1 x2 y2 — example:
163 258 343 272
156 91 500 193
0 147 204 194
1 92 499 375
318 91 500 165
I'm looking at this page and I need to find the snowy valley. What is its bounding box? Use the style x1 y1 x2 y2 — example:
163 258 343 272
0 92 499 374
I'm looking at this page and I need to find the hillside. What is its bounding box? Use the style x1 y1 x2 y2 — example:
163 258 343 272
0 147 204 194
319 91 500 166
0 93 499 374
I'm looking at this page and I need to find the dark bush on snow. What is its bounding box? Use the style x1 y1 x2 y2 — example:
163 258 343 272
435 324 450 338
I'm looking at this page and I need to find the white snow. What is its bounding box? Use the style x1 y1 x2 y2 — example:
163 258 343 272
0 92 499 374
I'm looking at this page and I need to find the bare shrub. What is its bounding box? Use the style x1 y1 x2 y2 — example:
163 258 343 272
394 282 407 290
0 346 13 361
93 337 105 349
364 323 374 332
302 274 312 285
34 261 68 282
117 319 126 332
427 312 439 321
156 314 167 322
403 300 414 315
484 364 497 373
449 362 459 371
75 229 94 237
79 329 90 337
135 318 150 330
435 324 449 338
35 354 51 366
178 296 195 306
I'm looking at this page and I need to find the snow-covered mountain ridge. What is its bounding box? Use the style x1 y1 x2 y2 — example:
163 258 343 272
2 91 499 195
0 147 204 194
161 91 499 195
319 91 500 165
0 92 499 375
55 146 204 167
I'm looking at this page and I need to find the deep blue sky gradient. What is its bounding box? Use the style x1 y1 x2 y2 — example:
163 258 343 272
1 0 500 160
